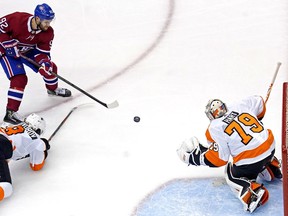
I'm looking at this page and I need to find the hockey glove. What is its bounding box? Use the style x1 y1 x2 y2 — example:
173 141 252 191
177 136 207 165
38 59 53 76
1 39 20 58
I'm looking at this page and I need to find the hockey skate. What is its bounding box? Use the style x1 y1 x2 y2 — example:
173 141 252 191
241 182 269 213
47 87 71 97
3 109 23 125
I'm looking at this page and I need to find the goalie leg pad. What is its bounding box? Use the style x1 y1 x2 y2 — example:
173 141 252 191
225 162 269 213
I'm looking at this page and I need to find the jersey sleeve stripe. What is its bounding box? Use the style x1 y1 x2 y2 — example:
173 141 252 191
205 128 215 143
204 149 228 167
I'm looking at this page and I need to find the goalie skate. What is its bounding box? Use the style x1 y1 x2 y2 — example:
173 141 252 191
47 87 72 97
247 186 269 213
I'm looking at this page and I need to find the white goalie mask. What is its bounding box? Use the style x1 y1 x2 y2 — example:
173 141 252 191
24 113 46 135
205 99 227 120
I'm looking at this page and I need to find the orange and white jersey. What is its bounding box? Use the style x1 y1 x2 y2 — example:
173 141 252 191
0 123 46 171
204 95 275 167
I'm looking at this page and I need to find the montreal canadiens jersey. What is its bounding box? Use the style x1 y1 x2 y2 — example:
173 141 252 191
0 12 54 55
0 123 46 170
204 95 275 167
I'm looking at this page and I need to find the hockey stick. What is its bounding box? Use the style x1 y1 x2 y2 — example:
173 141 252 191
19 54 119 109
265 62 282 104
47 106 77 142
48 103 94 141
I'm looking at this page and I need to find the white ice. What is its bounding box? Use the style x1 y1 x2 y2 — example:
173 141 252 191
0 0 288 215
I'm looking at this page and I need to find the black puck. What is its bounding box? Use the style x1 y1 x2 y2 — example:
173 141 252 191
134 116 140 122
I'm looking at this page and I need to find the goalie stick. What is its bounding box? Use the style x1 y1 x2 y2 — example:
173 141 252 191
17 103 94 160
19 54 119 109
265 62 282 104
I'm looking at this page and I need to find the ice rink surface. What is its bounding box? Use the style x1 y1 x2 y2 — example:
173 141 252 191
1 0 288 215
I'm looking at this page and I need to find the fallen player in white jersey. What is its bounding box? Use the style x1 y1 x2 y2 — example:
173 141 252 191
0 113 50 201
177 95 282 213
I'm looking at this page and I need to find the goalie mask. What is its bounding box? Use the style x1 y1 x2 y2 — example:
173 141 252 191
205 99 227 120
24 113 46 135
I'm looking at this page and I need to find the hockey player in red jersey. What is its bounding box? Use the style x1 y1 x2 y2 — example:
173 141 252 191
0 113 50 201
0 3 71 124
177 95 282 213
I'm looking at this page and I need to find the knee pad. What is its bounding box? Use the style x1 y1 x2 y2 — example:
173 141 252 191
10 74 28 89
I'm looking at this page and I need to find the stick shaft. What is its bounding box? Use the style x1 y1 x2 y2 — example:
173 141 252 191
265 62 281 104
48 107 77 142
20 54 118 109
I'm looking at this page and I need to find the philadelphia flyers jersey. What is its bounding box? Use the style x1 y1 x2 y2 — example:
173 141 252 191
0 123 46 170
204 95 275 167
0 12 54 55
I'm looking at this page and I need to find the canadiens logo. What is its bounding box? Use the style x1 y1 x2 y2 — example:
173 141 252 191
26 35 35 41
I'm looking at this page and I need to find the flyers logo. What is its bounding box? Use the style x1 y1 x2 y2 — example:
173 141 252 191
4 125 25 136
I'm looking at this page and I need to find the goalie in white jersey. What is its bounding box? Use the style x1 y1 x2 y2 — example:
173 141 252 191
177 95 282 213
0 113 50 201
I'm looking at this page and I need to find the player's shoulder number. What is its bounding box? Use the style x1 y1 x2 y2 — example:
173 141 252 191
0 17 8 31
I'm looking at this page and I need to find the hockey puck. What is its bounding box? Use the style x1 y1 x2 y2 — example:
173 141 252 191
134 116 140 122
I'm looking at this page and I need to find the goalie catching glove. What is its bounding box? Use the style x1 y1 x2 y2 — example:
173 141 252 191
176 136 208 166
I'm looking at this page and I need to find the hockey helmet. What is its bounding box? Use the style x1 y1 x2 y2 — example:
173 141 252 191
24 113 46 135
205 99 227 120
34 3 55 21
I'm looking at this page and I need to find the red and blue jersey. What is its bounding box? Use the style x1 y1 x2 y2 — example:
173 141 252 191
0 12 54 61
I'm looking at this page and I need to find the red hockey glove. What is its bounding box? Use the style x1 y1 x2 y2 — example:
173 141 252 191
1 39 20 58
38 59 53 76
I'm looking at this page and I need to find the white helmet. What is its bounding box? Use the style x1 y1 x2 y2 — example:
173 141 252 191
24 113 46 135
205 99 227 120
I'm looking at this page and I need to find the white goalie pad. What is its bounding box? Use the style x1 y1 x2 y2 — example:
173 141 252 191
176 136 200 164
